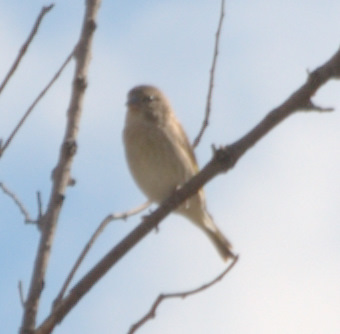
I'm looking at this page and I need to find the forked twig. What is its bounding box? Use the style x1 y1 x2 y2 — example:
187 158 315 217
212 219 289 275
304 100 334 112
0 4 54 95
0 50 74 158
53 201 151 306
128 255 239 334
193 0 225 148
0 182 32 222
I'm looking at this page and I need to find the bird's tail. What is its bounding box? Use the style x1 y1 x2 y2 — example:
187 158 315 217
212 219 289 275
178 193 235 261
183 205 235 261
203 219 235 261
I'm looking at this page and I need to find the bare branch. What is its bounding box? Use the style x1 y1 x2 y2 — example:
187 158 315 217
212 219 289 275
193 0 225 148
0 50 74 158
19 1 102 333
128 255 239 334
36 192 43 221
0 4 54 95
229 48 340 157
35 46 340 334
53 201 150 306
0 182 32 222
18 281 25 308
304 100 334 112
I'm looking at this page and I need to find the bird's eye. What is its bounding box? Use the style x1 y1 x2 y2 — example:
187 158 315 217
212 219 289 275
143 95 155 103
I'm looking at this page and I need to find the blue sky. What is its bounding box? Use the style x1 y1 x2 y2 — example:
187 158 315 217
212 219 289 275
1 1 340 333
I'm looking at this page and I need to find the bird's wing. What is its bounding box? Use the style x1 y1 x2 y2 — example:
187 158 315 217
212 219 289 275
164 113 199 178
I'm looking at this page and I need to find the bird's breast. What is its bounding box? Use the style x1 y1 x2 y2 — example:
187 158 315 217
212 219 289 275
124 120 189 202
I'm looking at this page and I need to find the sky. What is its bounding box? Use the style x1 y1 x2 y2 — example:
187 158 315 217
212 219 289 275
1 0 340 333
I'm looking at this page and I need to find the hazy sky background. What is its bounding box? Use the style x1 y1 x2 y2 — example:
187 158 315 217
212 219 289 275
1 1 340 333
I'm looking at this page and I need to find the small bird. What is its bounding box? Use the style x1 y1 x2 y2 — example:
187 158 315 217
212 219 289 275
123 85 234 261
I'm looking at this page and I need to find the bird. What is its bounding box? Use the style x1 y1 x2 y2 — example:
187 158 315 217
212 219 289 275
123 84 234 261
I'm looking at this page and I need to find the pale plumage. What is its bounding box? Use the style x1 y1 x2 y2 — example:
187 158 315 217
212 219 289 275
123 85 234 260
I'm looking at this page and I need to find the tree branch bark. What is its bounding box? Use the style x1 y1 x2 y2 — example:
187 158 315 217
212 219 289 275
19 1 102 333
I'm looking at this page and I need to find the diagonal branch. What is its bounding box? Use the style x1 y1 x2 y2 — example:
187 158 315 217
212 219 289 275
53 201 150 306
0 4 54 95
0 182 32 222
0 50 74 158
193 0 225 148
19 1 102 334
35 45 340 334
128 256 239 334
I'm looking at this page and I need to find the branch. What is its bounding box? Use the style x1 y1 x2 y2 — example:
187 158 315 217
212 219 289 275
128 255 239 334
53 201 150 306
18 281 26 308
0 50 74 158
0 182 32 223
0 4 54 95
193 0 225 148
19 1 102 333
0 183 46 225
35 45 340 334
36 192 43 221
304 100 334 112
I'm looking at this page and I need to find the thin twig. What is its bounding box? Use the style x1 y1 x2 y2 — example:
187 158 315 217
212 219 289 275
193 0 225 148
53 201 150 306
0 50 74 158
128 255 238 334
18 281 25 308
0 4 54 95
304 100 334 112
0 182 32 222
37 191 43 220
